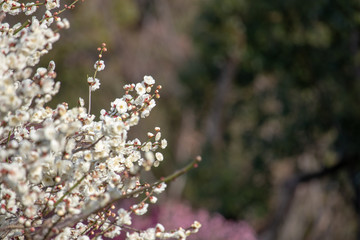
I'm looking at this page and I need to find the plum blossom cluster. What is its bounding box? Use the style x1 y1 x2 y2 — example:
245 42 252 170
0 1 200 239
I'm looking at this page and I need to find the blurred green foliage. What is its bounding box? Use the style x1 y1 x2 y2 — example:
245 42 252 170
43 0 139 110
181 0 360 224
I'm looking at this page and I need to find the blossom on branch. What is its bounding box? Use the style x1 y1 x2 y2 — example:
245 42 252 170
0 1 200 239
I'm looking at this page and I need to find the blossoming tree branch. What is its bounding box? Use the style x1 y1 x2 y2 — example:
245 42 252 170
0 0 201 239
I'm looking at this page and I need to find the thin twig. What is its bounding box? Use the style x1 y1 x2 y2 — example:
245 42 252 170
47 156 202 237
44 174 87 217
0 224 24 231
72 136 105 154
88 86 92 115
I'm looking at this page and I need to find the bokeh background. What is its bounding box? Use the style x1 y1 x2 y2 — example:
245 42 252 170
43 0 360 239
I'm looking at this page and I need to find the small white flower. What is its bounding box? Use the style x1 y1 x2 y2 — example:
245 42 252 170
62 18 70 29
128 114 139 126
2 3 11 12
124 157 134 169
141 228 156 239
94 60 105 71
144 75 155 85
135 83 146 95
155 152 164 161
141 109 150 118
48 60 56 71
192 221 202 229
116 100 128 114
127 232 141 240
156 223 165 232
25 4 37 15
133 203 148 215
87 77 101 91
108 156 125 172
142 142 152 152
56 160 73 176
56 21 65 29
46 0 60 10
161 139 168 149
148 99 156 110
117 208 132 225
155 132 161 141
45 10 52 18
153 182 167 194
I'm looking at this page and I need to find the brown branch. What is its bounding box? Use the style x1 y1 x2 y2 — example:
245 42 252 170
260 155 355 240
297 157 351 183
0 224 24 231
38 156 201 239
72 136 105 154
205 57 238 149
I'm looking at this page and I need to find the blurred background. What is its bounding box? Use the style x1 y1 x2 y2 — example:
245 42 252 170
43 0 360 239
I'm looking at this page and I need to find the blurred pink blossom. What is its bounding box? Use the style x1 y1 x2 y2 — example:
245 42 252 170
115 200 258 240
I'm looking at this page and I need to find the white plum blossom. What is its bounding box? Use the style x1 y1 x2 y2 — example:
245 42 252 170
135 82 146 95
156 152 164 161
150 196 158 203
0 1 200 239
46 0 60 10
87 77 101 91
154 182 167 194
161 139 168 149
94 60 105 71
1 3 12 13
144 75 155 85
111 98 128 114
25 4 37 15
133 203 149 215
117 208 132 225
155 132 161 141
